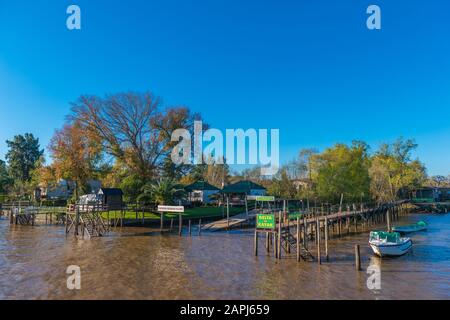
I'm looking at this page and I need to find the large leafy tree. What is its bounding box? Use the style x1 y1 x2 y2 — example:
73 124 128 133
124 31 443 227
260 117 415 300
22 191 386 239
5 133 44 183
69 91 202 180
369 138 426 203
313 141 371 203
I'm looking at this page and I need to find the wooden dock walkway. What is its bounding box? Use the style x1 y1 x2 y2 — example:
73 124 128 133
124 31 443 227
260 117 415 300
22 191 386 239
255 200 410 263
202 210 256 231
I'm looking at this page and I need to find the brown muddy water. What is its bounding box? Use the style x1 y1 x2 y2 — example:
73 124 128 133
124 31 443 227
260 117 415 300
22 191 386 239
0 213 449 300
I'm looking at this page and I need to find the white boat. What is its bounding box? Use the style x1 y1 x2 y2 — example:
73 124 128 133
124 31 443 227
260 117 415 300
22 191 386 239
392 221 428 234
369 231 412 257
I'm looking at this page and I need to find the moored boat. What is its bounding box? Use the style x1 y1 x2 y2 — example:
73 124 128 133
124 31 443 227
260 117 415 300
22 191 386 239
392 221 428 234
369 231 412 257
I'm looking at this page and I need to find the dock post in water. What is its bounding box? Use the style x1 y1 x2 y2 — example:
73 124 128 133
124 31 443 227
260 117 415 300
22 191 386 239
303 216 307 249
355 244 361 271
386 209 391 232
198 219 202 236
296 217 300 262
178 213 182 236
189 220 192 236
325 216 329 261
277 211 282 259
316 218 321 265
254 230 258 256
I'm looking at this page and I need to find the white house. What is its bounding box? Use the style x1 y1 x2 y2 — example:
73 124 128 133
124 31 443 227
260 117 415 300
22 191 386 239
185 181 221 205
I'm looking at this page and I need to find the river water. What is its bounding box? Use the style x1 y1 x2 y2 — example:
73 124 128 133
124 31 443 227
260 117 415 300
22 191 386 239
0 213 449 300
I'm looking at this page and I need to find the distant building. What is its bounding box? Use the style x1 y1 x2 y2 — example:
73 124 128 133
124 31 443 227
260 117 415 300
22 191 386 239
185 181 220 205
97 188 124 209
411 188 439 203
40 179 102 200
438 188 450 202
221 180 267 205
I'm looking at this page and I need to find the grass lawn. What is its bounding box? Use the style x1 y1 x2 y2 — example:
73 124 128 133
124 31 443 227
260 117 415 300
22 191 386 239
102 206 246 221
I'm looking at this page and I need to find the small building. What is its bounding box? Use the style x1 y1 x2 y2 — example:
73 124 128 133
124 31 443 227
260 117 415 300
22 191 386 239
221 180 267 205
185 181 220 205
438 188 450 202
411 188 439 203
40 179 101 200
98 188 124 209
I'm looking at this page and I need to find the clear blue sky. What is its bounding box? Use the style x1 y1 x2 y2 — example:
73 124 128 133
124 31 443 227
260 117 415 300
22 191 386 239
0 0 449 175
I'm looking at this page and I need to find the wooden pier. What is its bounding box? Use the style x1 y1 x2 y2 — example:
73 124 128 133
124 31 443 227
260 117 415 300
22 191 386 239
254 200 409 263
202 210 256 231
66 204 112 239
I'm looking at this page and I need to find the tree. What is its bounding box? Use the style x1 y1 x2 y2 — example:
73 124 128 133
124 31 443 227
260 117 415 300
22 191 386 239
138 178 186 205
267 168 298 199
369 138 426 203
0 160 12 194
313 141 371 203
70 91 202 180
48 122 103 199
427 175 450 187
5 133 44 183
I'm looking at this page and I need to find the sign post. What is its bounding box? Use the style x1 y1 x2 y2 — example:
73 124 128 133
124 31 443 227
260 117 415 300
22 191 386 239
157 206 185 234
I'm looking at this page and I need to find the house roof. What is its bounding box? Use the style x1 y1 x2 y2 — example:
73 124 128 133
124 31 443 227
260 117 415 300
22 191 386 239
221 180 266 194
99 188 123 196
185 181 220 192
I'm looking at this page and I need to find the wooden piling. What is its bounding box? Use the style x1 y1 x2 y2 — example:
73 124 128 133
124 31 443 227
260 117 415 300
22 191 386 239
274 232 278 258
324 216 329 261
277 211 282 259
178 213 182 236
254 230 258 256
303 217 308 249
189 220 192 236
316 218 321 265
386 209 391 232
296 217 300 262
198 219 202 236
355 244 361 271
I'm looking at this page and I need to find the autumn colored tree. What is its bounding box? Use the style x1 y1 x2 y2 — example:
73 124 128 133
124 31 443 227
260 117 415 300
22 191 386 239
48 122 103 199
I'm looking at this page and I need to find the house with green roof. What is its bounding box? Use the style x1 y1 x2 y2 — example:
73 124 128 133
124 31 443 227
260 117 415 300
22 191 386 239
220 180 267 205
185 181 221 205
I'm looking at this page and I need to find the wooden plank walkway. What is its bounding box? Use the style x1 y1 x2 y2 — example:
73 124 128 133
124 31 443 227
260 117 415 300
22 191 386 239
202 210 256 231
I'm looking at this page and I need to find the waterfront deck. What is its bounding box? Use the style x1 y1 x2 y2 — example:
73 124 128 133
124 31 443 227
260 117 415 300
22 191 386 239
202 210 256 231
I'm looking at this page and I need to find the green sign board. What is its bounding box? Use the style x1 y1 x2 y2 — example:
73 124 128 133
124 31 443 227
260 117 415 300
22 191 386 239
256 214 276 230
255 196 275 202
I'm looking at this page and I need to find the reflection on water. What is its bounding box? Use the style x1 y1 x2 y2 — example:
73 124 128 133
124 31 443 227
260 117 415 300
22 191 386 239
0 213 449 300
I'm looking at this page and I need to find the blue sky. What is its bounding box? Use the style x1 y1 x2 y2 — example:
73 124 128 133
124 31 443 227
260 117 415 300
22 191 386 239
0 0 449 175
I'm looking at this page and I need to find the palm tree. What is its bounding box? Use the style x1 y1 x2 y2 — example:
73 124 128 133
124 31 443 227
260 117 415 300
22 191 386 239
139 178 186 205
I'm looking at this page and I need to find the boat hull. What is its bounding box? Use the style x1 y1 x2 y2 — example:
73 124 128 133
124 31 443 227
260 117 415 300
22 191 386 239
369 239 413 257
392 226 427 234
